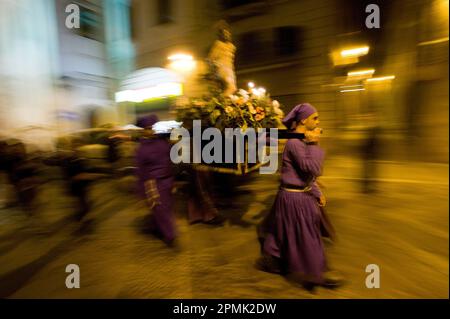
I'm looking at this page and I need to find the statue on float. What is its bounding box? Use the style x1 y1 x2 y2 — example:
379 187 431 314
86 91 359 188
206 20 237 96
176 20 284 132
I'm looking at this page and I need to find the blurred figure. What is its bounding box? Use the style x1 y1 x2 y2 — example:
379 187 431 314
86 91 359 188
135 115 177 246
64 140 95 221
106 133 121 165
45 137 104 221
187 169 225 226
0 139 40 215
0 139 8 204
257 103 343 291
361 112 380 194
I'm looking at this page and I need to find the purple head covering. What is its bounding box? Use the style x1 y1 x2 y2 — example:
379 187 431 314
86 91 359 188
282 103 317 130
136 114 159 129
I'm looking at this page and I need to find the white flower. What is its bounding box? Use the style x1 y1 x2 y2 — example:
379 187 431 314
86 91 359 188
250 88 263 98
272 100 284 116
272 100 280 108
230 95 239 104
238 89 249 101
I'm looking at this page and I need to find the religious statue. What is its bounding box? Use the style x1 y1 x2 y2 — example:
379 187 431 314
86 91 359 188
206 21 237 96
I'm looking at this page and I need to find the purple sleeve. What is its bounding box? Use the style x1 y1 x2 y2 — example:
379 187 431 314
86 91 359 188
288 140 325 176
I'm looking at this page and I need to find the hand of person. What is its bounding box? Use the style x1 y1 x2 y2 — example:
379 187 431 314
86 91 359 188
316 179 326 189
109 134 130 140
145 179 161 209
305 127 322 143
318 194 326 207
147 197 161 209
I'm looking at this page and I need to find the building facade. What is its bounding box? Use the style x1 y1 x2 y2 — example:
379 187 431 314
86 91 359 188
0 0 134 148
130 0 448 161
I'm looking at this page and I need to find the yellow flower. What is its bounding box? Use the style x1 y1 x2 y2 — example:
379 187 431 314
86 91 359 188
193 100 206 107
247 102 257 114
237 97 245 105
225 106 234 114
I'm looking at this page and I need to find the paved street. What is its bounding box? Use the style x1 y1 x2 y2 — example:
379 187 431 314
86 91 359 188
0 157 448 298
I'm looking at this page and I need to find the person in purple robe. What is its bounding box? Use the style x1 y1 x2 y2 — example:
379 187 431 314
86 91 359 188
135 115 176 246
256 103 343 290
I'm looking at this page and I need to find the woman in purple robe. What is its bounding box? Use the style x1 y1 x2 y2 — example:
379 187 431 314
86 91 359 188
257 103 343 290
135 115 176 246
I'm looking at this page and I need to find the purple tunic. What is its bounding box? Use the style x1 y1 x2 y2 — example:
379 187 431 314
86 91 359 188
261 138 327 284
135 136 176 242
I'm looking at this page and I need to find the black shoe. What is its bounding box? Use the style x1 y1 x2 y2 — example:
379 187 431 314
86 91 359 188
285 273 318 292
255 256 281 274
203 215 226 226
164 238 181 252
302 282 317 293
321 270 345 289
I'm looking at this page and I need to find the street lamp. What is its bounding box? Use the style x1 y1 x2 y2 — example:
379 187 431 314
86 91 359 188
168 53 196 73
348 69 375 77
366 75 395 82
340 46 370 58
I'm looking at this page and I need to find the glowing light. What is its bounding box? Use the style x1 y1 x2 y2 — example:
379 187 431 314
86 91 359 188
248 82 255 88
340 46 370 58
167 53 193 61
366 75 396 82
258 87 266 94
115 90 140 103
167 53 196 72
418 37 449 46
340 85 364 89
340 88 365 93
115 82 183 103
169 60 196 72
347 69 375 77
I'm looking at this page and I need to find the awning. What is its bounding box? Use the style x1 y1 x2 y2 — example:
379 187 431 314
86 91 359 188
115 68 183 103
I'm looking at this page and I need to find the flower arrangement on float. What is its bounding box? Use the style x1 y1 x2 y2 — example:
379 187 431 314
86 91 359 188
175 88 284 131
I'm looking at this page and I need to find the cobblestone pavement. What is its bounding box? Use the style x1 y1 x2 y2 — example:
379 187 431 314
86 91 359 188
0 157 448 298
